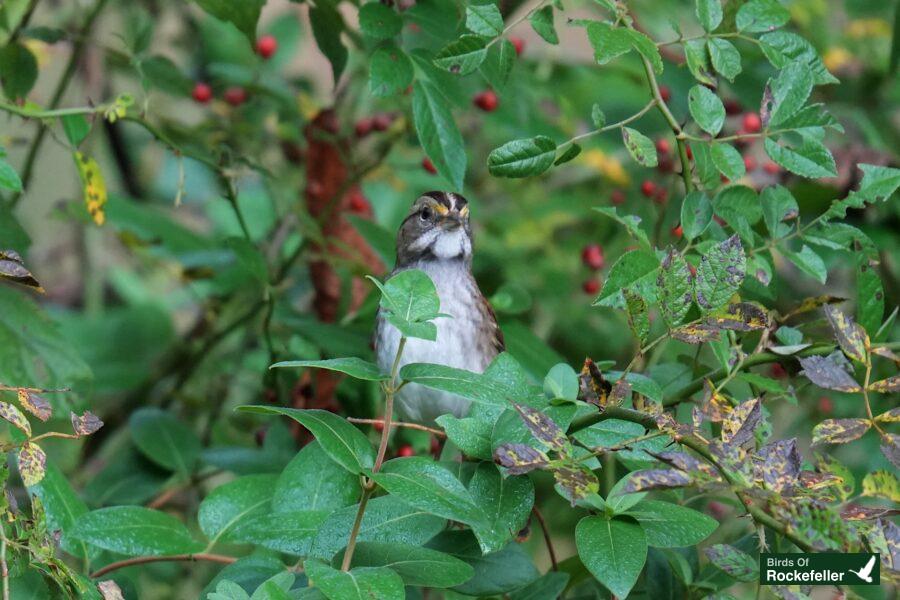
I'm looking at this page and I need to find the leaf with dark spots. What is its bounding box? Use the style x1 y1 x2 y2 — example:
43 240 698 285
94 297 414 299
823 305 868 363
621 469 692 493
609 379 632 407
782 295 846 320
841 504 900 521
511 403 568 453
623 289 650 344
17 390 51 421
868 519 900 570
721 398 762 447
18 442 46 486
881 434 900 469
861 470 900 503
813 452 855 501
671 322 721 344
695 235 746 311
811 418 870 446
775 499 855 551
71 411 103 436
797 471 842 493
553 464 599 505
494 443 549 475
705 544 758 582
0 402 30 435
648 451 720 480
798 355 861 392
870 376 900 394
578 358 612 409
657 248 693 328
0 249 43 292
702 380 732 423
755 438 801 493
709 302 769 331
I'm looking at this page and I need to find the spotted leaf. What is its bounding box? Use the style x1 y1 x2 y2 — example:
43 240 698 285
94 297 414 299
705 544 758 582
657 248 693 328
881 434 900 469
721 398 761 447
512 403 568 453
870 376 900 394
0 249 43 292
0 401 30 436
811 418 870 446
578 358 612 409
553 464 599 505
18 442 46 486
621 469 692 493
798 355 861 392
71 411 104 436
17 389 51 421
709 302 769 331
671 322 721 344
861 470 900 503
73 152 107 226
813 452 855 501
695 235 746 311
755 438 801 493
823 305 868 363
494 443 549 475
841 504 900 521
623 288 650 344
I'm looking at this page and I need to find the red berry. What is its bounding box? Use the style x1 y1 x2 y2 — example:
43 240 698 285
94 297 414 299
191 82 212 104
473 89 499 112
743 155 757 172
653 187 669 205
655 138 671 155
355 118 374 137
817 396 833 414
582 279 600 295
373 420 384 432
671 224 683 238
256 35 278 59
510 36 525 56
724 99 742 115
659 85 671 103
348 190 369 214
397 445 415 457
763 161 780 175
640 180 656 198
422 157 437 174
770 363 788 379
610 189 626 205
742 112 762 133
581 244 605 270
223 86 247 106
372 113 392 131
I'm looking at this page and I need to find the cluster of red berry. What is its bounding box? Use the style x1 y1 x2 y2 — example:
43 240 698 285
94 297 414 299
190 35 278 107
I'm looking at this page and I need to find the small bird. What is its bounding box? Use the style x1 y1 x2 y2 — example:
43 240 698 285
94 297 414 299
848 555 876 583
374 191 504 424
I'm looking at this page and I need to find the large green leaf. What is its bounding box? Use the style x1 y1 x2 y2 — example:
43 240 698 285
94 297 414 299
436 415 493 459
736 0 789 33
681 191 713 240
466 3 504 37
227 509 330 555
71 506 203 556
337 542 474 587
468 463 534 553
129 407 201 476
766 63 813 127
695 235 746 311
413 80 467 190
0 159 22 192
576 516 647 599
198 474 277 542
273 441 359 512
399 363 510 406
434 35 488 75
625 500 718 547
695 0 723 32
309 3 348 85
710 142 746 181
529 6 558 44
369 268 441 341
270 358 387 381
238 407 375 474
759 31 838 85
29 464 90 558
369 45 413 98
594 249 660 308
487 136 558 178
688 85 725 135
427 531 540 596
707 38 741 81
764 135 836 178
782 244 827 283
193 0 264 43
305 560 404 600
358 2 402 40
761 185 798 238
657 249 693 328
586 22 633 65
0 42 38 99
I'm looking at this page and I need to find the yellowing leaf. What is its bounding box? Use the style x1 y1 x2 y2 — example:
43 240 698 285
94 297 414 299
73 152 107 226
17 389 51 421
824 305 868 363
0 401 31 435
811 418 870 446
18 442 46 486
870 376 900 394
861 470 900 503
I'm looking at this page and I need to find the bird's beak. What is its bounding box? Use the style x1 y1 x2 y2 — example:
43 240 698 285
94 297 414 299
440 211 463 231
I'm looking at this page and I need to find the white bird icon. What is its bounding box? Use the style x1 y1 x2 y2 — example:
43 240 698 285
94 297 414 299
848 555 876 583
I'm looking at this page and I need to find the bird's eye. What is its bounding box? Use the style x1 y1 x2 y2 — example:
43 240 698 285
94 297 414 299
419 206 433 221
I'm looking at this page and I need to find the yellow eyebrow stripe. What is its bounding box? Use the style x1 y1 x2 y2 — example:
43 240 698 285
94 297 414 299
433 203 450 215
459 205 469 217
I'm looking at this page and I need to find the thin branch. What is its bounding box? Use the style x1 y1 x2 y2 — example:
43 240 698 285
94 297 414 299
1 530 8 600
346 418 445 437
89 553 237 578
561 99 657 149
531 506 558 571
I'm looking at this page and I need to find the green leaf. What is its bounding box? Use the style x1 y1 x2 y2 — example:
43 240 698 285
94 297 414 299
624 289 650 344
426 531 540 596
310 496 446 560
369 45 413 97
695 0 723 32
714 185 761 244
61 115 90 147
681 191 713 240
736 0 790 33
554 144 581 166
466 3 504 38
436 415 493 459
707 38 741 81
591 104 606 128
823 164 900 220
688 85 726 136
413 80 467 190
271 357 387 381
338 542 474 587
309 3 348 84
576 516 648 599
508 572 570 600
626 500 718 547
71 506 203 556
358 2 402 40
710 142 746 181
684 39 716 86
824 305 868 363
487 136 557 178
622 127 658 167
543 363 579 401
228 509 330 555
586 22 633 65
592 207 652 250
198 474 277 541
761 185 798 238
0 160 22 193
467 463 534 554
141 55 193 96
759 31 838 85
483 39 517 90
764 135 836 179
657 249 693 328
695 235 746 311
193 0 264 43
238 406 375 474
691 142 720 189
434 35 488 75
273 441 359 512
857 256 884 335
369 268 442 340
129 407 201 476
305 560 404 600
594 249 660 307
811 418 870 445
705 544 758 581
371 457 486 528
400 363 509 406
29 463 90 558
782 244 827 283
529 6 558 44
0 42 38 99
765 63 813 127
627 29 664 74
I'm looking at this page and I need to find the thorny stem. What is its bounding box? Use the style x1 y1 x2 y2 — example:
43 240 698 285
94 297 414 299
342 336 407 572
531 506 558 571
89 553 238 578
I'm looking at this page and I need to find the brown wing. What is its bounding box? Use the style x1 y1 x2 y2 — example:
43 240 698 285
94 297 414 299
479 291 505 355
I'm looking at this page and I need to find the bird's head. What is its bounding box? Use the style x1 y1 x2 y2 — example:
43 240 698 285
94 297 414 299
396 191 472 266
